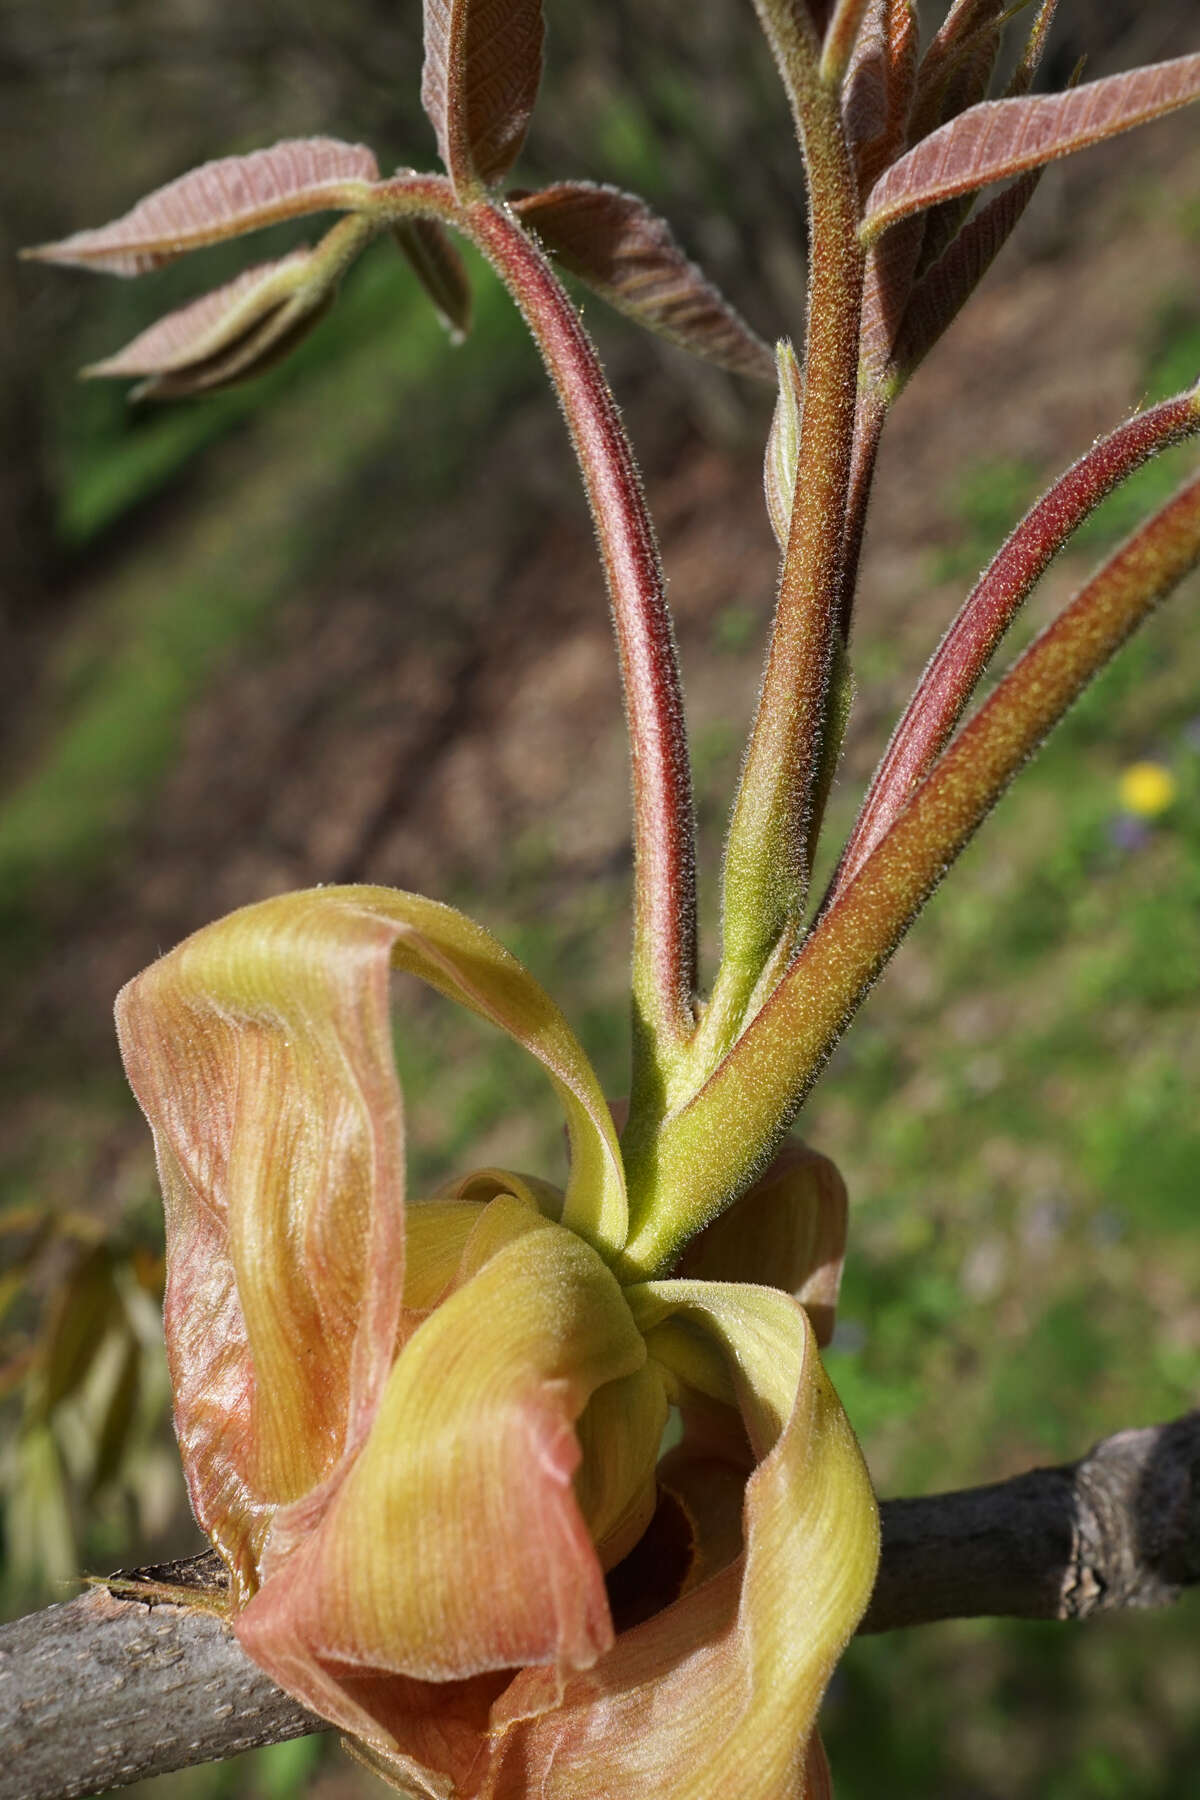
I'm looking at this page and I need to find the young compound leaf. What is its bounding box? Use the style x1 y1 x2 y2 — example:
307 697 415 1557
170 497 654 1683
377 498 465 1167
513 183 775 382
909 18 1007 278
847 1 921 383
421 0 544 195
842 0 919 198
642 461 1200 1240
393 218 473 341
677 1141 848 1348
84 250 320 399
862 54 1200 243
908 0 1011 142
83 216 378 399
24 139 381 276
889 167 1041 382
884 7 1067 364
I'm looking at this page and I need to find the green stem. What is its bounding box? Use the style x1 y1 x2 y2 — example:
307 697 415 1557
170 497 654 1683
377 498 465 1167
376 177 699 1105
709 30 866 1039
624 465 1200 1272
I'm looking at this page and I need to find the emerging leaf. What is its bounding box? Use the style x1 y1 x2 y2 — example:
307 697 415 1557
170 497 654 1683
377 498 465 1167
858 212 925 383
392 218 473 341
908 0 1010 142
764 340 806 549
24 140 381 276
879 6 1067 369
84 216 378 399
238 1198 645 1712
537 1280 876 1800
86 250 312 378
843 0 919 197
86 253 334 400
846 1 921 380
678 1142 848 1347
422 0 545 194
1007 0 1059 100
115 886 630 1599
513 183 775 382
908 19 1005 275
863 54 1200 242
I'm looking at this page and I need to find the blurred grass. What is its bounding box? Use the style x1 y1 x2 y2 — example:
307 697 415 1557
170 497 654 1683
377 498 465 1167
806 299 1200 1797
934 292 1200 590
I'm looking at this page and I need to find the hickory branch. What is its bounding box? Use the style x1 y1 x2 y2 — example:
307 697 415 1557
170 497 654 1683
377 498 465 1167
2 1414 1197 1800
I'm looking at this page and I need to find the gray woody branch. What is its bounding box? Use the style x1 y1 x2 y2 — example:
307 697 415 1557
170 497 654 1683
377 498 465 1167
2 1413 1197 1800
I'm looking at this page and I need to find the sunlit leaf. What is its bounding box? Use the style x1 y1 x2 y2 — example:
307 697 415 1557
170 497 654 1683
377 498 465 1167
115 886 628 1597
677 1142 848 1347
513 183 774 381
863 54 1200 242
84 254 326 400
24 139 380 275
84 215 376 399
88 250 312 377
484 1281 878 1800
422 0 544 193
237 1199 645 1741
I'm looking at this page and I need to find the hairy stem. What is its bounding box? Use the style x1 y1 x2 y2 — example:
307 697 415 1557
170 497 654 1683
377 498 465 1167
821 0 876 88
464 201 698 1084
627 466 1200 1262
713 29 866 1032
377 179 699 1097
834 386 1200 896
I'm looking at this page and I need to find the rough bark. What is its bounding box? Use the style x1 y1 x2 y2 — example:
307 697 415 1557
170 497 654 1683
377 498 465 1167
2 1413 1197 1800
860 1411 1200 1632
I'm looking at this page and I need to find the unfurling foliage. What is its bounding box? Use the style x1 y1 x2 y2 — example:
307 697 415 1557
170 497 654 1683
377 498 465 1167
21 2 1200 1796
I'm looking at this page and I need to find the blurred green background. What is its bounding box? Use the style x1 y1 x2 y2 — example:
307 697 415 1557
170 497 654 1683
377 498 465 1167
2 2 1198 1796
